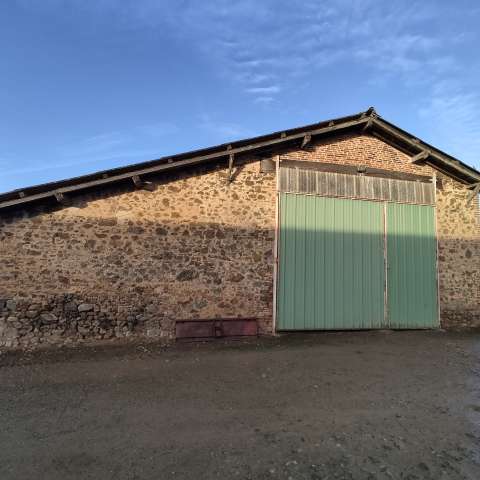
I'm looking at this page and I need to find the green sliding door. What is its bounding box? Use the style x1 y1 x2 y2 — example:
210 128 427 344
277 194 386 330
386 203 439 328
277 193 438 330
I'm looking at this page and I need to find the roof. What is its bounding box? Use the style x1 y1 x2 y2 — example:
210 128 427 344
1 107 479 211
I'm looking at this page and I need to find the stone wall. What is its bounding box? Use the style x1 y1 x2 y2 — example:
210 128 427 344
0 160 276 349
1 132 479 349
436 176 480 328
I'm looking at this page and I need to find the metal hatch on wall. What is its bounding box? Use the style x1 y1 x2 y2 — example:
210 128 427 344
276 163 439 331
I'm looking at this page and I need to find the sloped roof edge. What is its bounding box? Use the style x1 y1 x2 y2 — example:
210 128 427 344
1 108 479 211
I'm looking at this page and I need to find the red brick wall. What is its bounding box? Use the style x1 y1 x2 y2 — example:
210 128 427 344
282 133 433 176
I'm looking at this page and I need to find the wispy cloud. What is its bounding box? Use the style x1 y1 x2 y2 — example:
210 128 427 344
254 96 275 105
246 86 281 95
58 131 127 157
23 1 474 101
144 0 478 166
198 113 253 140
58 122 177 159
82 1 460 102
419 81 480 170
3 121 179 178
136 122 178 137
12 0 480 168
3 148 164 177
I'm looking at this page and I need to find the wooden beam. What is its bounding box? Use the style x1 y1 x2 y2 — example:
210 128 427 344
362 119 372 134
4 108 480 213
301 134 311 149
0 117 375 210
132 175 143 188
227 154 235 183
54 191 68 204
132 175 155 191
372 118 479 182
370 129 470 184
467 182 480 204
410 150 429 164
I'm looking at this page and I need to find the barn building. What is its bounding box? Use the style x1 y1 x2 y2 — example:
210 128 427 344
1 108 479 349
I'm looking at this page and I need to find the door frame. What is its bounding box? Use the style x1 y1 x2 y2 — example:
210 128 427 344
271 155 280 334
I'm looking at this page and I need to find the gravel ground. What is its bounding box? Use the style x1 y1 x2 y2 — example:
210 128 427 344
1 330 480 479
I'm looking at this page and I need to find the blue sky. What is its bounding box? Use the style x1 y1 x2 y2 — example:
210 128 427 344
1 1 480 193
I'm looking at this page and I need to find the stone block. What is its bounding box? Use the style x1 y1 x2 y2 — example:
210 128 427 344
40 313 58 324
6 300 16 311
78 304 94 313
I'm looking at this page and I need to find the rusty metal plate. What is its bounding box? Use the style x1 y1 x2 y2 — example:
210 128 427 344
220 319 258 337
176 320 214 339
176 318 258 340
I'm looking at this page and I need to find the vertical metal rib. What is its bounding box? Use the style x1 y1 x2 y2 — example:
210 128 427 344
278 166 434 205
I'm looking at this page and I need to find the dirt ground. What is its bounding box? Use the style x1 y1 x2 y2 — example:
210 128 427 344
1 331 479 480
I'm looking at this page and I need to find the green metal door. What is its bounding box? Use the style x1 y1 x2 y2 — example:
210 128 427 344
277 194 439 330
386 203 439 328
277 193 386 330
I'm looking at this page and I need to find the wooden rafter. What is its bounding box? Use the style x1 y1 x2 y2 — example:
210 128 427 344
467 182 480 204
410 150 430 164
54 191 68 204
372 118 476 181
362 119 373 134
301 134 311 149
227 154 235 183
132 175 155 192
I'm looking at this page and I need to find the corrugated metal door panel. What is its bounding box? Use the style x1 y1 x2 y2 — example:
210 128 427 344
386 203 439 328
304 197 317 329
294 194 306 328
278 193 293 329
277 194 386 330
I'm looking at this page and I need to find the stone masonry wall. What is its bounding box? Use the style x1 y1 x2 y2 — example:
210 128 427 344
1 132 479 349
436 176 480 328
0 160 276 349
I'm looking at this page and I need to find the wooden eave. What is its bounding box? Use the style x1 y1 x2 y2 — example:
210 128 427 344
0 108 478 212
